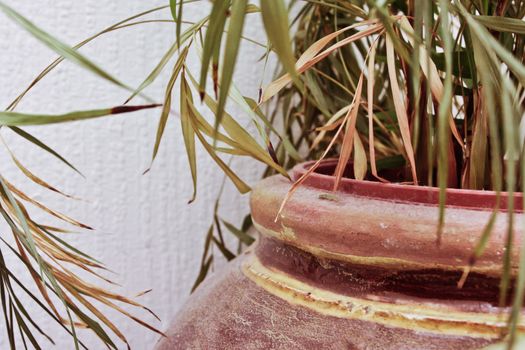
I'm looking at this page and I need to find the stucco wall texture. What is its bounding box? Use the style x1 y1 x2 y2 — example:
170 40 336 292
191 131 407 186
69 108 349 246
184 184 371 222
0 1 267 348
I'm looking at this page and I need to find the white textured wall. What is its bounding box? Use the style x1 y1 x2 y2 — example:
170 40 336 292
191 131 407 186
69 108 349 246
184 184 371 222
0 1 266 348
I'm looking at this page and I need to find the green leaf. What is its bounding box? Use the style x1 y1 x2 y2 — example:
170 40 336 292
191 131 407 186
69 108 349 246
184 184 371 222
8 5 170 111
190 256 213 293
149 46 188 166
176 0 184 48
1 242 92 349
65 302 116 349
212 237 236 261
9 282 54 346
169 0 177 21
460 200 499 282
468 106 488 189
192 223 214 293
499 77 518 309
242 97 301 161
0 1 131 91
0 181 40 274
187 73 289 178
436 0 453 243
185 101 245 150
475 15 525 34
38 226 102 265
0 245 90 349
9 127 82 176
222 219 254 245
215 0 248 136
180 74 198 203
260 0 302 89
0 273 15 350
13 307 42 350
204 93 288 176
186 103 251 193
199 0 230 98
0 104 160 126
194 128 250 193
457 2 525 87
125 18 205 104
431 51 472 79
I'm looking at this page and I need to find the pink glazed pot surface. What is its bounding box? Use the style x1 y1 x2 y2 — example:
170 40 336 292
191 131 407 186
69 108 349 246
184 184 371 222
154 160 524 350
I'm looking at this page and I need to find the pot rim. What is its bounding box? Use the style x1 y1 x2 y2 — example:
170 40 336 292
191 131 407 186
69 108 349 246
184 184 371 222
292 159 523 212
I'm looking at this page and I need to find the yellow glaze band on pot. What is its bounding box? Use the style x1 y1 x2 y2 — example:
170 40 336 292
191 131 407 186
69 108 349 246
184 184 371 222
243 255 522 339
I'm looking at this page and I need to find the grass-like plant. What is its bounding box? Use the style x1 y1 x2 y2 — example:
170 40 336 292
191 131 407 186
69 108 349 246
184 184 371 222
0 0 525 348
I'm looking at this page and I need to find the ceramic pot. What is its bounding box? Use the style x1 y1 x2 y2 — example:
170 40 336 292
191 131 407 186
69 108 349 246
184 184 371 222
155 160 524 350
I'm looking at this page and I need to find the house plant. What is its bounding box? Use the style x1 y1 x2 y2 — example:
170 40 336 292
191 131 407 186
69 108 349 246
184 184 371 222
1 0 525 349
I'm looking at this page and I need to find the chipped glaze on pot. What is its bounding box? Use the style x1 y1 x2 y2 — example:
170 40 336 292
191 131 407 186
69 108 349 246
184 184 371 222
155 160 524 350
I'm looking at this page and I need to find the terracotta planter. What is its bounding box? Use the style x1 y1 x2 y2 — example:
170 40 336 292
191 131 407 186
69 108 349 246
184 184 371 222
155 160 524 349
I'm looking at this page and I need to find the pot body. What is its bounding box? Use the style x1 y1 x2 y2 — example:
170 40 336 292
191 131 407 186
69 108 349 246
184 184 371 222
155 161 524 350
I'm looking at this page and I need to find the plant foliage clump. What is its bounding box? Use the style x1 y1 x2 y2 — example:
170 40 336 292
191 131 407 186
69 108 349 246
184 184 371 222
1 0 525 348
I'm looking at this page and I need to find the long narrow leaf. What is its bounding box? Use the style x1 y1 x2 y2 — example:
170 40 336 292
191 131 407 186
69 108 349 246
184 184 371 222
215 0 248 135
0 104 160 126
180 73 198 203
385 34 418 184
199 0 230 98
149 47 189 165
9 127 82 175
260 0 302 89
